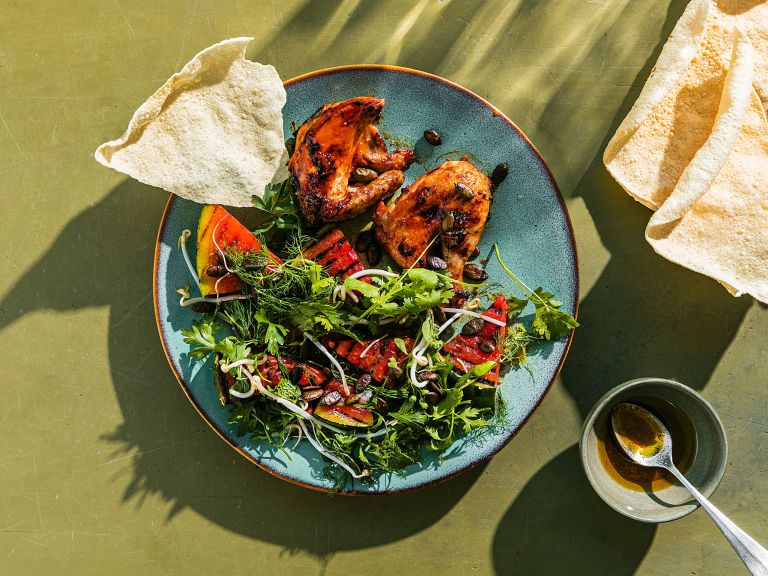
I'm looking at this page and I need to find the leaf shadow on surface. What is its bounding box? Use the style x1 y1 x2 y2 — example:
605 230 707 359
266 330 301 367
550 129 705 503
492 0 753 574
0 178 486 560
0 0 758 570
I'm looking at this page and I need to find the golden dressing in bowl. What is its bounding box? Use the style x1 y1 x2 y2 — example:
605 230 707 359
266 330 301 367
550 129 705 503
597 399 696 492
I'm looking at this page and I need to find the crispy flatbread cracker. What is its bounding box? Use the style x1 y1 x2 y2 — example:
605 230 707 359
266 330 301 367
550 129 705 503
646 31 768 302
715 0 768 108
95 37 286 207
604 0 768 302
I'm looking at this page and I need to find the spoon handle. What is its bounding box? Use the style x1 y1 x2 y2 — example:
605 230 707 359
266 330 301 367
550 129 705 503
667 465 768 576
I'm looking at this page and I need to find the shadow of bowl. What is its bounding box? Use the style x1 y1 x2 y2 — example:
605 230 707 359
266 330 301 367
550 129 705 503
492 444 655 576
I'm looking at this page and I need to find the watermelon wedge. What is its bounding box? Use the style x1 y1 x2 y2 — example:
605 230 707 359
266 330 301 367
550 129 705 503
442 296 507 386
302 229 366 279
326 337 414 382
196 205 282 296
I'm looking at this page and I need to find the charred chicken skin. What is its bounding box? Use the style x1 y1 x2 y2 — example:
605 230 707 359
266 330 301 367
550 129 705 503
373 159 493 281
288 97 415 224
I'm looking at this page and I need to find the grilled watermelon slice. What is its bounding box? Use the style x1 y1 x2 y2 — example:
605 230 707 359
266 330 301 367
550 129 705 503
256 356 329 388
326 337 414 382
315 405 374 427
302 229 366 279
196 205 282 296
442 296 507 386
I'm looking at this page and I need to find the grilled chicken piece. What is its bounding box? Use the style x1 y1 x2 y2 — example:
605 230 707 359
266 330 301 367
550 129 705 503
373 159 493 281
289 97 414 224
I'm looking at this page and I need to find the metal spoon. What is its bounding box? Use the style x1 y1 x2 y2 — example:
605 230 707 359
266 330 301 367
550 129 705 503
611 402 768 576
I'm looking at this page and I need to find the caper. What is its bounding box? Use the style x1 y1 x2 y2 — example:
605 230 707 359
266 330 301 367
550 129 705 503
375 397 389 414
462 317 485 336
320 390 343 406
206 264 227 277
426 255 447 271
478 340 495 354
243 259 263 271
425 391 441 405
356 373 372 392
346 389 373 405
351 167 378 183
441 212 455 232
417 370 439 382
191 301 215 314
471 246 481 259
433 306 447 325
301 388 324 402
423 129 442 146
454 182 474 200
491 162 509 187
463 263 489 282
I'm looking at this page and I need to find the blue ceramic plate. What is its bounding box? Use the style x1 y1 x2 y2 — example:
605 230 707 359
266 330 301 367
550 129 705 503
154 65 578 494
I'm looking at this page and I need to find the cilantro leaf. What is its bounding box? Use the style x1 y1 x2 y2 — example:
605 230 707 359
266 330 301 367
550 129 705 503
181 316 219 360
493 244 579 341
530 287 579 340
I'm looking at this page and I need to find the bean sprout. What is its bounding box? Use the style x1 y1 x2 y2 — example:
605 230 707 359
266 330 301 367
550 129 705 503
440 308 506 327
178 230 201 290
179 294 249 307
347 269 398 280
210 216 236 274
298 419 370 479
214 273 232 293
359 337 383 358
302 332 349 395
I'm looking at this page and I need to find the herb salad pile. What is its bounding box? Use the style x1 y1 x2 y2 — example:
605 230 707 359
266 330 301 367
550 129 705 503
176 179 578 485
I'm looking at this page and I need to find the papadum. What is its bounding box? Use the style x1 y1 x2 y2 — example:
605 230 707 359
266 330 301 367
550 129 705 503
95 37 286 207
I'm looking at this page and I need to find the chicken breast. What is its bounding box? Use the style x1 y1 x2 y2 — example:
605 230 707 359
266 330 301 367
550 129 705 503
289 97 414 224
373 159 493 281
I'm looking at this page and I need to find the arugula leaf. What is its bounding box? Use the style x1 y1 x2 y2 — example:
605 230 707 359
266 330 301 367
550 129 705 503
343 277 380 298
454 361 497 388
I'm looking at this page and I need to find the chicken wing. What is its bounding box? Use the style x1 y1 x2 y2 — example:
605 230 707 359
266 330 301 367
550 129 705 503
373 159 493 281
289 97 414 224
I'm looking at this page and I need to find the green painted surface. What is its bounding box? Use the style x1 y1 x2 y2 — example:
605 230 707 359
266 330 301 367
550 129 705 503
0 1 765 574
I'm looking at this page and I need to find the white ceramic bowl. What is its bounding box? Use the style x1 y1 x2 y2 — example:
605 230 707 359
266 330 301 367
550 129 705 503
580 377 727 523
